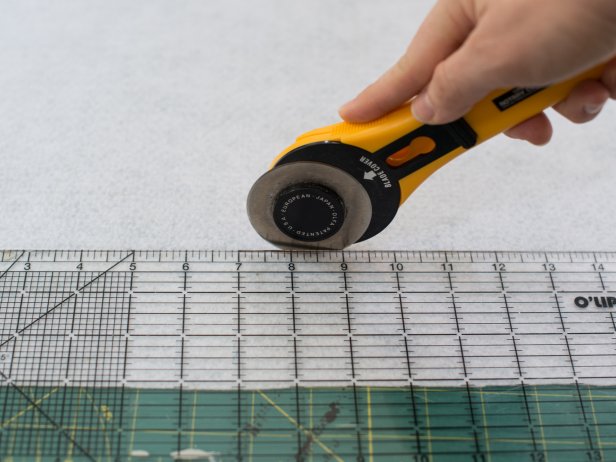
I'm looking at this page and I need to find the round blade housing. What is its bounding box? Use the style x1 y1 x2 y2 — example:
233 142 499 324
246 161 372 250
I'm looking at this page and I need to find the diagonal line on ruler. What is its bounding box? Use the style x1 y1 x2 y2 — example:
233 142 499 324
0 250 25 281
0 371 96 461
256 390 344 462
0 251 134 350
1 387 60 429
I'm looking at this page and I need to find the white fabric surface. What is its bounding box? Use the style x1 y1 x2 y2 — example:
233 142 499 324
0 0 614 251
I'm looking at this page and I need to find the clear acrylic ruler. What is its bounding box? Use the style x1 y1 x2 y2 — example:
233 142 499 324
1 249 616 462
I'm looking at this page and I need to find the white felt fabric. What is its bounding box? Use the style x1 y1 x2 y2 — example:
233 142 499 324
0 0 614 250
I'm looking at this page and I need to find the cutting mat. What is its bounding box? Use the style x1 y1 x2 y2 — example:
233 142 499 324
1 250 616 462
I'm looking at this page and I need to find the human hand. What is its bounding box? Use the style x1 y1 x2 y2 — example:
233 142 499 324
339 0 616 145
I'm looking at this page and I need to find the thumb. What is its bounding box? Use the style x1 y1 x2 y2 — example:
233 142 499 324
339 0 474 123
410 2 586 125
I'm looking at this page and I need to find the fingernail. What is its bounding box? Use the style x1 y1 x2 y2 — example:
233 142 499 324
339 98 356 113
412 93 435 122
584 103 604 115
505 131 524 141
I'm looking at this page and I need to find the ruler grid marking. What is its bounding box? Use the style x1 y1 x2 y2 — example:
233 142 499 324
115 267 133 462
342 270 365 460
393 255 423 456
446 270 482 455
498 271 540 455
90 273 104 455
177 268 188 456
57 270 79 458
236 266 243 461
289 268 304 459
549 271 601 460
2 251 616 461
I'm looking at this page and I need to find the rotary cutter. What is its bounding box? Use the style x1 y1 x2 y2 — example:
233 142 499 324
247 65 605 250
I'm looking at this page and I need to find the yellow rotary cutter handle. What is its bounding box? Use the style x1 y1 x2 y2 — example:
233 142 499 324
247 65 606 250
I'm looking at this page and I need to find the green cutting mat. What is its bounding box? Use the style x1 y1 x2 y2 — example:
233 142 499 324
1 385 614 461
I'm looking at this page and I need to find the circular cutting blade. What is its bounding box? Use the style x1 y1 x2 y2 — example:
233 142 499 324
246 161 372 250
